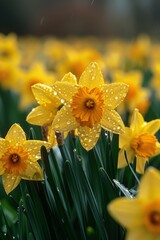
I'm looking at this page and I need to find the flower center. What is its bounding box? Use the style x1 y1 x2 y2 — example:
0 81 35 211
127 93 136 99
1 146 28 174
71 86 105 128
125 84 138 101
130 133 157 158
144 200 160 233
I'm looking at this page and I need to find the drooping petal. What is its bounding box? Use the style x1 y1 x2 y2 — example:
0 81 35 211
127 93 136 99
21 161 44 180
136 157 148 174
107 198 143 228
0 138 8 157
142 119 160 135
126 227 156 240
130 109 144 133
52 106 79 132
79 62 104 88
31 83 56 105
78 124 101 151
5 124 26 145
100 108 125 134
138 167 160 201
61 72 77 84
102 83 128 109
2 174 21 194
24 140 51 161
53 82 78 102
26 105 55 126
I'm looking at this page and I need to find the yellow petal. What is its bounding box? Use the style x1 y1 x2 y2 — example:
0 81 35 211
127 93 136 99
0 139 8 157
21 161 44 180
143 119 160 135
53 82 78 102
102 83 128 109
5 124 26 145
2 174 21 194
100 108 125 134
107 198 143 228
78 124 101 151
130 109 144 133
138 167 160 200
79 62 104 88
126 227 156 240
32 83 58 105
24 140 51 161
52 106 79 132
26 106 55 126
136 157 148 174
118 148 135 168
61 72 77 84
119 127 132 148
0 161 5 175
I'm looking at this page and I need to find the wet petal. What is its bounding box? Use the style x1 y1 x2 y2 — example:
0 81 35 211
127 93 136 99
102 83 128 109
0 161 5 175
5 124 26 145
136 157 148 174
2 174 21 194
78 124 101 151
53 82 78 102
26 105 55 126
79 62 104 88
0 139 8 157
126 227 156 240
100 108 125 134
32 83 57 105
24 140 51 161
138 167 160 200
107 198 143 228
130 109 144 132
21 161 44 180
61 72 77 84
52 106 79 132
143 119 160 135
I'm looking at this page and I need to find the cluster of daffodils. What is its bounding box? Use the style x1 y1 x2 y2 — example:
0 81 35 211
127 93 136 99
1 33 160 240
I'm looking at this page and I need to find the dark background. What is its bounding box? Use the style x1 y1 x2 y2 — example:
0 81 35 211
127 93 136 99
0 0 160 38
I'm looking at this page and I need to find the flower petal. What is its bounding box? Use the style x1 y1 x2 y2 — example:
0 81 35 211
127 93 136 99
24 140 51 161
2 174 21 194
107 198 143 228
53 82 78 102
52 106 79 132
143 119 160 135
130 109 144 132
79 62 104 88
136 157 148 174
26 105 55 126
102 83 128 109
138 167 160 200
118 148 135 168
119 127 132 148
0 161 5 175
100 108 125 134
21 161 44 180
61 72 77 84
31 83 57 105
78 124 101 151
5 124 26 145
0 139 8 157
126 227 156 240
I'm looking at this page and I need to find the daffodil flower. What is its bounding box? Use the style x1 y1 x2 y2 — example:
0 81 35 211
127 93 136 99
0 123 51 194
118 108 160 174
26 83 62 147
52 62 128 150
108 167 160 240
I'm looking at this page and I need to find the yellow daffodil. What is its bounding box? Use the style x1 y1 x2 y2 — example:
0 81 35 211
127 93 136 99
0 123 51 194
108 167 160 240
52 62 128 151
18 62 56 109
118 108 160 174
26 83 62 147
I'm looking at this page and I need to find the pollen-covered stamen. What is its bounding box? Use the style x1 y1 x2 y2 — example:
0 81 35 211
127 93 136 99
85 99 95 109
71 86 105 128
10 153 20 163
130 132 157 158
144 200 160 233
